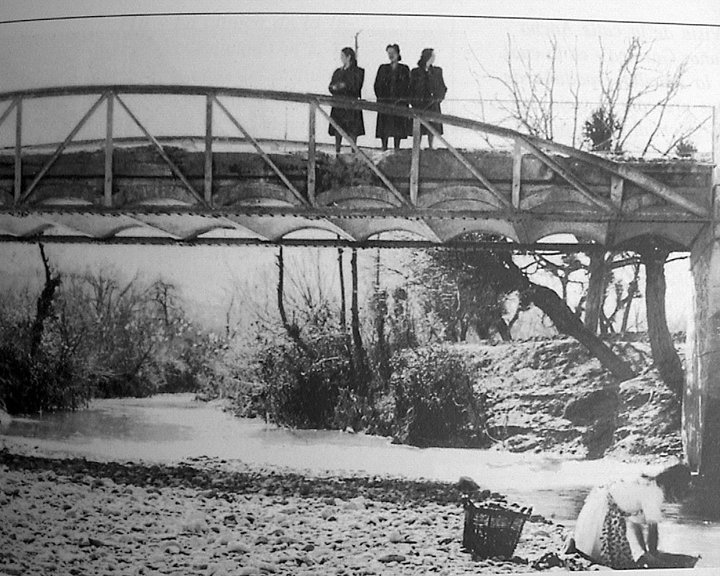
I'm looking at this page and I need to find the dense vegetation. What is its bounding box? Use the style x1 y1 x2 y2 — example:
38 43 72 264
0 248 224 415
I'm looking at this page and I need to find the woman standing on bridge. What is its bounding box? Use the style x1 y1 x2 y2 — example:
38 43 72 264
409 48 447 150
328 47 365 155
374 44 411 151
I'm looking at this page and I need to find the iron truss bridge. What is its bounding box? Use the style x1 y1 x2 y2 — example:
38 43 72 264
0 85 713 252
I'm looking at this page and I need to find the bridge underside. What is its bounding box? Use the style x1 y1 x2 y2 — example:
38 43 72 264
0 146 712 251
3 141 720 484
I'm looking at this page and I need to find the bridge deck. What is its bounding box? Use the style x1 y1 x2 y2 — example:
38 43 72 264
0 144 711 250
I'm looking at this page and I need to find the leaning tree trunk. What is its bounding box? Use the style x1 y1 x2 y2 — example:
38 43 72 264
639 245 684 397
523 283 636 381
498 257 636 381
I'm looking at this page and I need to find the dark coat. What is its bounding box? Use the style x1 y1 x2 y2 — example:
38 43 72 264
409 66 447 135
328 65 365 138
373 62 411 139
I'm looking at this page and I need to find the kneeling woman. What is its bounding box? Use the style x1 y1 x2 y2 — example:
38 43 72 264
572 463 691 569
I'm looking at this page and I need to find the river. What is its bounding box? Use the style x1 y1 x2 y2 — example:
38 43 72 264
1 393 718 568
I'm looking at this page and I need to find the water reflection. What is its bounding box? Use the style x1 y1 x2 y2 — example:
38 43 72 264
2 393 719 567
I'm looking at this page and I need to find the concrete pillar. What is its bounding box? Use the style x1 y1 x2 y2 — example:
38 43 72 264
684 105 720 479
686 228 720 477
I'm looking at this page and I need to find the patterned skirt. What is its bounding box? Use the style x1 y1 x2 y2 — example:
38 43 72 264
599 495 636 569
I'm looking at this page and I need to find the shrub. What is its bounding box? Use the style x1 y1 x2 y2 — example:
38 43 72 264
258 333 357 429
389 345 488 447
0 339 93 415
674 138 697 158
583 107 620 153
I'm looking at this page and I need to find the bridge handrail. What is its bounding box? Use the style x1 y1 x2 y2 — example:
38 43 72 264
0 84 710 218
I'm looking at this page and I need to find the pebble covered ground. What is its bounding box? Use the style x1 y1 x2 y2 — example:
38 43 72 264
0 451 601 575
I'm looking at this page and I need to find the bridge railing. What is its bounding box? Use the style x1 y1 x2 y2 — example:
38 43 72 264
0 85 711 218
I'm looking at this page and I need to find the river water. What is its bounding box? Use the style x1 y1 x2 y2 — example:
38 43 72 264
2 393 719 568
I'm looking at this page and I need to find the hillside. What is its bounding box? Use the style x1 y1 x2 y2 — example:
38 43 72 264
459 338 683 462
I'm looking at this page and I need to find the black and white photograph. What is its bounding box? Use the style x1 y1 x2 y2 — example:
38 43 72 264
0 1 719 575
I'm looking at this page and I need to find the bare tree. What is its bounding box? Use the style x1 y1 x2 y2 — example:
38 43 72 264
468 34 707 156
30 244 62 359
596 37 691 155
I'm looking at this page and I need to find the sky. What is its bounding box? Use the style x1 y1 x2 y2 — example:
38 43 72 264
0 1 718 330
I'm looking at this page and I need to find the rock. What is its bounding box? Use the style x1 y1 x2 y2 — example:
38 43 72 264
88 536 111 547
228 540 251 554
378 554 406 563
457 476 481 494
206 563 230 576
0 408 12 426
563 389 619 425
388 531 405 543
192 555 211 570
181 516 209 533
237 567 261 576
344 497 366 510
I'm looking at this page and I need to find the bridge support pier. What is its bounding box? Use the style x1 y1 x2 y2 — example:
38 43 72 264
686 227 720 480
684 105 720 487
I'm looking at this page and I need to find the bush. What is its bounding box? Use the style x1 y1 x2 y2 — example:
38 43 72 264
390 346 488 447
258 333 358 429
0 340 93 415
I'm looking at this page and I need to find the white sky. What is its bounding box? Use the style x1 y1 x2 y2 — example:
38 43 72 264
0 0 716 329
1 0 718 102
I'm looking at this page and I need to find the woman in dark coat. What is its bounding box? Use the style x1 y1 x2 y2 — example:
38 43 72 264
374 43 411 151
328 47 365 155
409 48 447 149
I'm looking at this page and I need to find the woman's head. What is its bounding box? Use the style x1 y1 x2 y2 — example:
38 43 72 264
386 44 401 62
341 47 357 67
653 463 692 502
418 48 435 68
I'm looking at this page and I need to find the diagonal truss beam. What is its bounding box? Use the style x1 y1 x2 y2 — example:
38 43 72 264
0 98 18 130
19 93 108 204
524 135 709 218
317 105 408 206
520 137 620 214
419 118 512 209
213 96 308 206
115 94 208 208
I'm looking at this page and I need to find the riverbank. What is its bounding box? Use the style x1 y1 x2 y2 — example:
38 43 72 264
225 338 684 462
0 450 595 576
456 339 683 461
